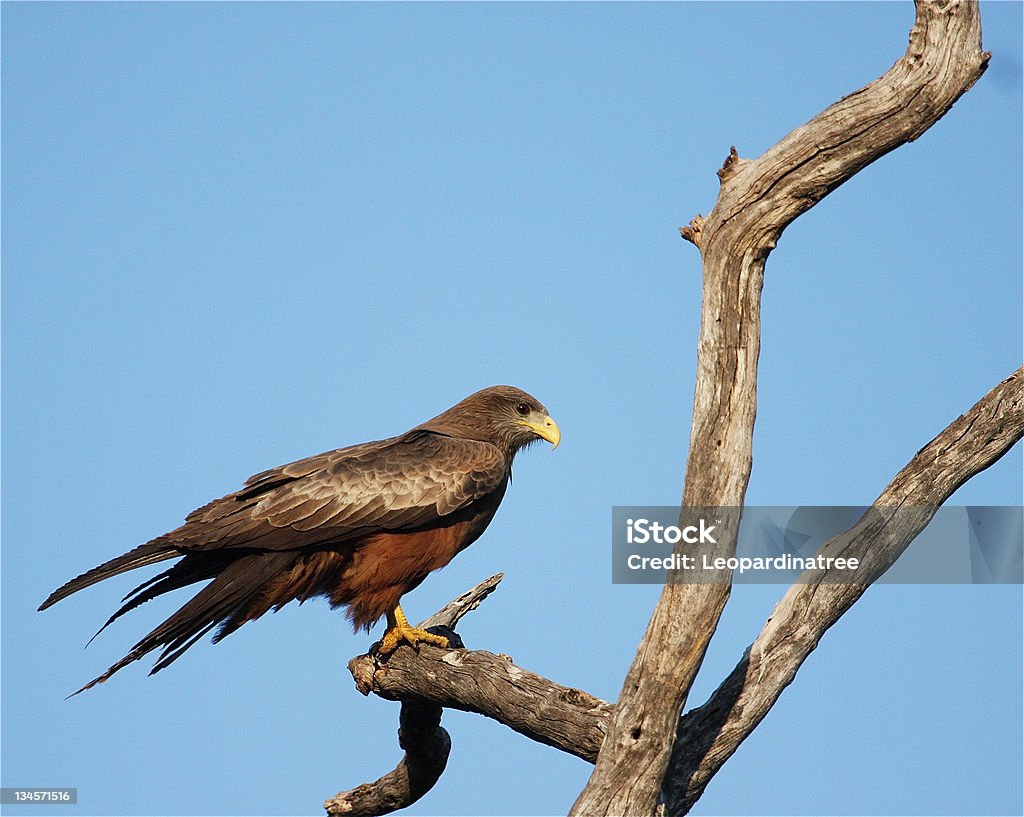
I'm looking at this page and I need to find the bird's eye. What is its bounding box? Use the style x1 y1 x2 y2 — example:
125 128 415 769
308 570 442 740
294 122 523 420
515 402 531 416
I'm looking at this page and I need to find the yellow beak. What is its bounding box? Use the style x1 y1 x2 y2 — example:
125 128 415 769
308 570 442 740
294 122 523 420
519 415 561 449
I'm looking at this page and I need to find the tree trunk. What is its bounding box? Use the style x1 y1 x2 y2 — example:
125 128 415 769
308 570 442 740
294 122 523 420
571 3 989 814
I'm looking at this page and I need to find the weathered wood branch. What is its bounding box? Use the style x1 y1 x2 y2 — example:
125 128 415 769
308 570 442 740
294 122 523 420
350 644 611 763
665 365 1024 814
573 3 990 815
324 699 451 817
345 573 609 763
324 575 504 816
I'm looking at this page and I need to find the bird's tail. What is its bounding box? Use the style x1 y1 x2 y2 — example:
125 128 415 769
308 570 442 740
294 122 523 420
39 542 180 611
68 551 297 696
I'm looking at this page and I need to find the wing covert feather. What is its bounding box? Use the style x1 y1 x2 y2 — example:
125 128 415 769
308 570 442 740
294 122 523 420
171 432 508 549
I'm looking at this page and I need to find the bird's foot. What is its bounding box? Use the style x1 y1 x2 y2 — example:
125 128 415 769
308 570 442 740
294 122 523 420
376 603 463 655
378 623 449 655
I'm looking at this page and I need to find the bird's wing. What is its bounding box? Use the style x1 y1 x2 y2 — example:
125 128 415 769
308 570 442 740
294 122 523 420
166 430 508 550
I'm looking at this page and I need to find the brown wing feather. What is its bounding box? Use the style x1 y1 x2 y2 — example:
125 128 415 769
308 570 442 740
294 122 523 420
161 430 508 552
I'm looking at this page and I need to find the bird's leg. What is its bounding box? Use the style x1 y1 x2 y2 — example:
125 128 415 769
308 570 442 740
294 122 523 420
378 603 450 654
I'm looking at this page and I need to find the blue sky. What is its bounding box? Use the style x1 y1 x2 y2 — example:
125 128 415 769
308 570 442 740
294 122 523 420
2 3 1021 816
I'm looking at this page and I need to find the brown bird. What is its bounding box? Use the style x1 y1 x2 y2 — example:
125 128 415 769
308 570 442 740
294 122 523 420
40 385 560 694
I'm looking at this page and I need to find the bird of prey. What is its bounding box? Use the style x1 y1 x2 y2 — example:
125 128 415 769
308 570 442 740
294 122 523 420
40 385 560 694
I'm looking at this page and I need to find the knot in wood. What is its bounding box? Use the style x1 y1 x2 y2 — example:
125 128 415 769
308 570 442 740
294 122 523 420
680 214 706 247
716 145 749 182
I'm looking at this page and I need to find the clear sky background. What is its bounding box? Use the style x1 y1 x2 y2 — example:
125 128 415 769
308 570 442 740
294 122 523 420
2 3 1021 816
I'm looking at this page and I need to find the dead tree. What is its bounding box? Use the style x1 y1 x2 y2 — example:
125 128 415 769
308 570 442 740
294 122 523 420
326 3 1020 815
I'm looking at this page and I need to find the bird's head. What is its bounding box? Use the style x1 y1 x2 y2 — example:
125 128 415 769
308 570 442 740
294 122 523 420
422 385 560 456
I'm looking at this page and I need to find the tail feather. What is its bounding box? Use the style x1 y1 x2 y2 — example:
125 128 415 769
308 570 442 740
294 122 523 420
70 551 298 695
85 553 236 647
39 542 180 611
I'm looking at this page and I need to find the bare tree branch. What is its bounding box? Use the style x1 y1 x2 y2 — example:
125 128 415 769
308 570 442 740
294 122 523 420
572 3 990 815
665 365 1024 814
416 573 506 632
324 575 505 815
349 645 611 763
324 699 451 817
349 575 610 762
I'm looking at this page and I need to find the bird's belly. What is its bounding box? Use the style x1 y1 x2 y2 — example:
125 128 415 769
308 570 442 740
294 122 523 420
332 508 498 629
348 515 489 587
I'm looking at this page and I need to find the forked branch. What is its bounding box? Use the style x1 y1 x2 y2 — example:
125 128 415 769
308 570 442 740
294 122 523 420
328 575 611 815
574 2 990 815
325 575 504 816
664 365 1024 813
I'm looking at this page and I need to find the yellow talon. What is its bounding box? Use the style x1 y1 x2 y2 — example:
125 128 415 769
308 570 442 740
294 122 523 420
378 603 450 654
